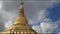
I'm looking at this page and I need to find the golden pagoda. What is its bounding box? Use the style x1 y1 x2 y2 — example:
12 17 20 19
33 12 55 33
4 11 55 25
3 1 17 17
2 0 37 34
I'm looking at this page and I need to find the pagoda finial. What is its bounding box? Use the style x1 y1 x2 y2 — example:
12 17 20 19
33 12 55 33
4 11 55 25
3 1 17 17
14 0 25 24
21 0 23 5
19 0 24 17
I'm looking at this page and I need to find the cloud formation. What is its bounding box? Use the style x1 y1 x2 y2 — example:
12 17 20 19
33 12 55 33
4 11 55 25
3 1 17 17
32 18 58 33
28 9 49 25
31 0 60 33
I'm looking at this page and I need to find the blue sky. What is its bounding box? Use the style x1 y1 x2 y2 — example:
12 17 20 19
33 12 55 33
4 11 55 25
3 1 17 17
32 1 60 33
47 3 60 33
47 3 60 22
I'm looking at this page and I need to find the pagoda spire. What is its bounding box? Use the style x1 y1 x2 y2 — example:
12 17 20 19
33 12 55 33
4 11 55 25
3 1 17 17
2 0 37 34
19 0 24 16
14 0 27 25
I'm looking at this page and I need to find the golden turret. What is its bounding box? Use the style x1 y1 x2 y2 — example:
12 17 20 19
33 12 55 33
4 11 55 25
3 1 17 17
2 0 37 34
14 0 27 26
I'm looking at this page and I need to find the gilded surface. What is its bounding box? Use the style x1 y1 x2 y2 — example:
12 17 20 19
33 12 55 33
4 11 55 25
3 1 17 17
2 1 37 34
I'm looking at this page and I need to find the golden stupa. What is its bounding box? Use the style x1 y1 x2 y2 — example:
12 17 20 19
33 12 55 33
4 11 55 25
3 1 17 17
2 0 37 34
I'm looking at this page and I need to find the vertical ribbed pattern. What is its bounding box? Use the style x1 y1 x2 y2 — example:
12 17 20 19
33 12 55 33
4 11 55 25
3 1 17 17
2 0 37 34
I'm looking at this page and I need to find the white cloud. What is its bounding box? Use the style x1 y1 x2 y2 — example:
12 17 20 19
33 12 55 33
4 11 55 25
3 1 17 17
28 9 49 25
40 22 57 33
28 19 35 25
29 1 59 33
32 25 41 33
32 18 58 33
27 0 56 25
5 21 12 28
28 0 59 33
0 10 15 28
37 10 49 20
